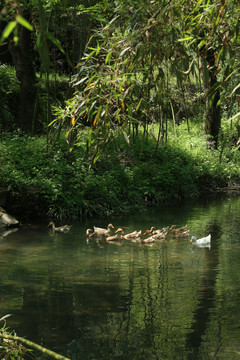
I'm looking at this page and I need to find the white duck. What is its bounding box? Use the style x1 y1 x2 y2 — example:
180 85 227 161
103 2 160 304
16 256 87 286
115 228 142 240
93 223 114 236
190 234 211 247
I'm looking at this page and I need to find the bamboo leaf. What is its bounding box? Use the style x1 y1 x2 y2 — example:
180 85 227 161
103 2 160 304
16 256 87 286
123 131 130 145
228 112 240 122
119 46 131 57
178 36 193 42
93 106 102 126
0 21 17 44
136 98 143 112
16 15 33 31
0 314 12 322
85 50 96 61
46 32 65 54
74 76 88 86
231 83 240 96
37 33 50 72
105 51 112 64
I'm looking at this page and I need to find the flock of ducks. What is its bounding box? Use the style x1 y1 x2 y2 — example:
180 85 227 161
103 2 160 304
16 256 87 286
85 223 211 248
47 221 211 248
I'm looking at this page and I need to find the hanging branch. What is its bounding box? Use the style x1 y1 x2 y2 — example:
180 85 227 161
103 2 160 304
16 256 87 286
0 333 70 360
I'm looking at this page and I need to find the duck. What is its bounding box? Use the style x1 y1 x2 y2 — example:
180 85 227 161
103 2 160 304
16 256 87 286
48 222 71 233
105 233 124 242
174 230 190 238
143 226 160 235
141 236 157 244
86 228 98 238
144 226 169 239
190 234 211 245
115 228 142 240
86 228 107 242
93 223 114 236
170 225 188 235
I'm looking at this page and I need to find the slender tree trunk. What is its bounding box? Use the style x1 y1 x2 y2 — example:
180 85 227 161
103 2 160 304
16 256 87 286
201 49 221 148
9 9 36 133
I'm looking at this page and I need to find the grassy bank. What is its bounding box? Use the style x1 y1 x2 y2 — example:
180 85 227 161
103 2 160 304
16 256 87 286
1 121 240 220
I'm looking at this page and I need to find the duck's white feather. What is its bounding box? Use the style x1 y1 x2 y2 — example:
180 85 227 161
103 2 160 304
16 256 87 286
191 234 211 245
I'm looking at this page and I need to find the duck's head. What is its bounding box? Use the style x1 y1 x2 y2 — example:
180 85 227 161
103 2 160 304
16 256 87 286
115 228 124 235
143 226 155 235
108 224 114 229
170 225 176 230
190 236 196 243
86 228 93 236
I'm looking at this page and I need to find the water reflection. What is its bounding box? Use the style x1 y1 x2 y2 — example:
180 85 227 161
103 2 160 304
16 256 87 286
0 194 240 359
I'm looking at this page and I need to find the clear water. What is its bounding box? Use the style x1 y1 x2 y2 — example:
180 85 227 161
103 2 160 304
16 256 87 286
1 193 240 359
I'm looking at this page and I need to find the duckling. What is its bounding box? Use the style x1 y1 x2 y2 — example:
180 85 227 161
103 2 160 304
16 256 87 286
93 223 114 236
48 222 71 233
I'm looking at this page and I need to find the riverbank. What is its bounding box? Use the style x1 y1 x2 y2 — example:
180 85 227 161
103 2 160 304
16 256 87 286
1 125 240 221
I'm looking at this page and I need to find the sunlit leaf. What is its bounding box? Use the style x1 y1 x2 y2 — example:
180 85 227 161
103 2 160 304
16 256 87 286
93 106 102 126
16 15 33 31
123 131 130 145
178 36 193 42
74 76 88 86
136 98 143 112
228 112 240 122
0 21 17 44
46 32 65 54
0 314 12 322
231 83 240 96
71 117 75 126
84 82 96 90
119 46 131 57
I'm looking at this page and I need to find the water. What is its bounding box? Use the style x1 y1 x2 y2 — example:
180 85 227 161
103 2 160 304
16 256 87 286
1 193 240 359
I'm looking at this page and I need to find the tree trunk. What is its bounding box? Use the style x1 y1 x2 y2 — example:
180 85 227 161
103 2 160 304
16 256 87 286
9 10 36 133
201 49 221 148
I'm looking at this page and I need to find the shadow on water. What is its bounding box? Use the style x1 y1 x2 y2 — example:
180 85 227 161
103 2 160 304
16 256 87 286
186 220 221 359
1 194 240 359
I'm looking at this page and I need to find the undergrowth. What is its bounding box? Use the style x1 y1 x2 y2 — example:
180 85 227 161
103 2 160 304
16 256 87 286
1 121 240 220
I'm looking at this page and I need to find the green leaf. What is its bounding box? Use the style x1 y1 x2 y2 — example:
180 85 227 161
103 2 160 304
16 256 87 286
105 51 112 64
136 98 143 111
16 15 33 31
85 50 96 61
119 46 131 57
0 314 12 322
37 0 47 32
37 33 50 72
228 112 240 122
46 32 65 54
178 36 193 42
230 83 240 96
0 21 17 44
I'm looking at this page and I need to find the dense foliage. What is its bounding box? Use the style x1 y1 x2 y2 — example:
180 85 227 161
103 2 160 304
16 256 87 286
0 0 240 221
1 116 240 220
